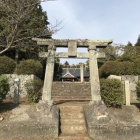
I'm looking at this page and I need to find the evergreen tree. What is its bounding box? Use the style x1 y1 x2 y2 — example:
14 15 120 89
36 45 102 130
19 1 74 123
119 41 136 62
135 35 140 46
0 0 51 56
135 35 140 56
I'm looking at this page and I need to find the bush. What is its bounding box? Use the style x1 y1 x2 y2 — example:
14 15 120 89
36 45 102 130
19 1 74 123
99 61 135 78
0 56 16 74
121 61 135 75
134 58 140 75
100 79 124 107
136 81 140 101
99 61 122 78
17 59 43 79
0 76 9 104
118 54 134 62
25 79 43 103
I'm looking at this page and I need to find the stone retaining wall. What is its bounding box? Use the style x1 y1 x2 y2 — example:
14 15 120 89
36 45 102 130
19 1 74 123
3 74 40 98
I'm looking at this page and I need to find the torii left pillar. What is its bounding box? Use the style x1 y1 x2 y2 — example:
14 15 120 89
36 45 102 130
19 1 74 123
41 45 56 105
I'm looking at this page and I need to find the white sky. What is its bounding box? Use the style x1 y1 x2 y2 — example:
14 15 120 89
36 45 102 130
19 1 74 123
41 0 140 64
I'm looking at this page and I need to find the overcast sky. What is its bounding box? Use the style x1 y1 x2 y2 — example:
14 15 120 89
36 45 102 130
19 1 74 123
41 0 140 64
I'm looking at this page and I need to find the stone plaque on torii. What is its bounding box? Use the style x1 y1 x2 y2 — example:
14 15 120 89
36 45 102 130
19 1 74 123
33 38 112 105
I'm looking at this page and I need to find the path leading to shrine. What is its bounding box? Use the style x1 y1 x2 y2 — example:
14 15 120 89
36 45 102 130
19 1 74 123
58 102 89 140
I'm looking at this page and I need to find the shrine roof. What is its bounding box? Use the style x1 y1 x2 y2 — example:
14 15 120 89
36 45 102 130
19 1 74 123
61 68 89 78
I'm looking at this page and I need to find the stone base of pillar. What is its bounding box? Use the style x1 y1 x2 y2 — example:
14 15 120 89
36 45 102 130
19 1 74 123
84 101 140 140
0 102 59 139
38 100 54 108
84 100 109 123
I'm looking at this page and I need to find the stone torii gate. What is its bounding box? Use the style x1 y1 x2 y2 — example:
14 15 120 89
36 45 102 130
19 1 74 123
33 38 112 104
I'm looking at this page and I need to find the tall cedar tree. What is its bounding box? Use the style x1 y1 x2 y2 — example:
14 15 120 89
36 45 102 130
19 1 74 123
0 0 51 59
135 35 140 56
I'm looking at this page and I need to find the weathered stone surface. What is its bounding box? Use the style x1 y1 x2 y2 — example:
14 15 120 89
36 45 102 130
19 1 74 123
84 102 140 140
52 82 91 101
108 75 122 80
42 49 55 101
68 41 77 57
80 63 84 82
108 75 139 100
3 74 40 98
89 48 101 101
0 102 59 138
32 38 112 48
40 52 105 59
59 103 87 135
125 80 130 106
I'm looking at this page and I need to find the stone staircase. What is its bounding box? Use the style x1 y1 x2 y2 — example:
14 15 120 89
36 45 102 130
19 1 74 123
52 82 91 101
57 102 89 140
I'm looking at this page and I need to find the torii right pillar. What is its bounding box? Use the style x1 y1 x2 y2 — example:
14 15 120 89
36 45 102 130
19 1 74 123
88 41 112 102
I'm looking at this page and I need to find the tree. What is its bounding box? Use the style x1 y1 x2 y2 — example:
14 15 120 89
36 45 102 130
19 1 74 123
53 58 63 81
101 44 123 61
118 41 136 62
0 0 57 56
64 61 70 67
135 35 140 46
135 35 140 56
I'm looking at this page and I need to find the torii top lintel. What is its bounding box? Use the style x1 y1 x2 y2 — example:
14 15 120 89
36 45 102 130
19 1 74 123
32 38 113 48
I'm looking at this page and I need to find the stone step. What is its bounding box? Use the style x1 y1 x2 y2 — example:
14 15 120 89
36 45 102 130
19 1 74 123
61 119 85 125
59 105 83 112
57 135 89 140
61 125 87 134
52 93 91 96
52 90 91 93
60 112 84 119
52 97 90 101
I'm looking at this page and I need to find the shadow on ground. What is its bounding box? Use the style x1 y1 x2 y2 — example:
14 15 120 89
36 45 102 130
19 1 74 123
0 102 19 113
131 102 140 110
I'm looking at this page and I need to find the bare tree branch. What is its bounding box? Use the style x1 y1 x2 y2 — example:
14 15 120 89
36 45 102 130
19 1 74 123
0 0 61 55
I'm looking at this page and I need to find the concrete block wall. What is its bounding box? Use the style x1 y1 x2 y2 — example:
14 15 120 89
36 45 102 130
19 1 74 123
3 74 40 98
52 82 91 100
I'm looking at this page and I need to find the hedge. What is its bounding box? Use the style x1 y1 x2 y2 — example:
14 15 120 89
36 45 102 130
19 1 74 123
136 81 140 101
0 76 9 104
100 78 124 107
99 61 135 78
134 58 140 75
16 59 43 79
0 56 16 74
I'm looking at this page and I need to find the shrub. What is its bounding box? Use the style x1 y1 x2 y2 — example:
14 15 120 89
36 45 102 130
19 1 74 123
99 61 135 78
118 54 134 62
0 76 9 104
0 56 16 74
100 78 124 107
17 59 43 78
25 79 43 103
136 81 140 101
134 58 140 75
121 61 135 75
99 61 122 78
